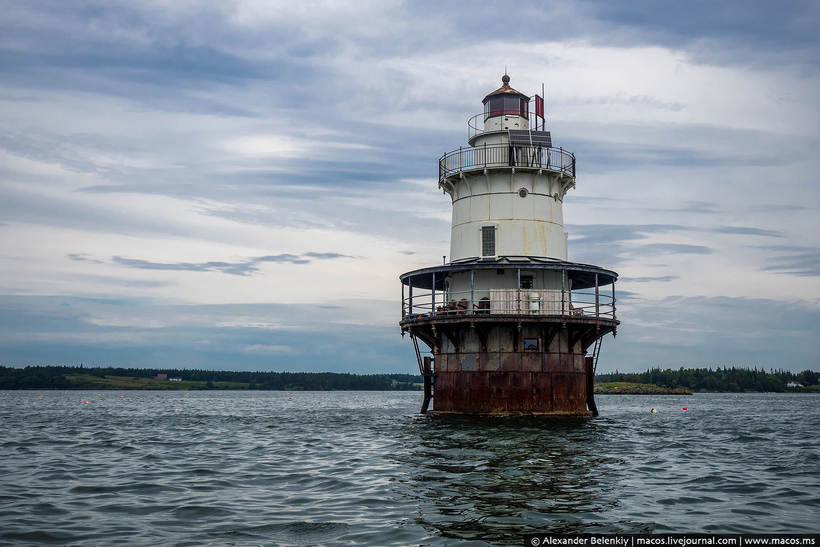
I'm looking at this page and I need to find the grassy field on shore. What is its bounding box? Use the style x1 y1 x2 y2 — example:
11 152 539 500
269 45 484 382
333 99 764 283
595 382 693 394
65 374 249 390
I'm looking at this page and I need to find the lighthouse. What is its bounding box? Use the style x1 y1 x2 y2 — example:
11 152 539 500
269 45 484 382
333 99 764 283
400 74 619 415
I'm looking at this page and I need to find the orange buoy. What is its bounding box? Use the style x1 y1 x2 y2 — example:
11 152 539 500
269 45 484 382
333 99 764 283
682 407 688 410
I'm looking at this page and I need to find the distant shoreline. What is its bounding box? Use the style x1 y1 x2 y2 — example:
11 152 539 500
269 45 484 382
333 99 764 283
1 365 818 393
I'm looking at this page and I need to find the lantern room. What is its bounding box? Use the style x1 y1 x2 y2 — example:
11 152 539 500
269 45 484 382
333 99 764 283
482 74 530 132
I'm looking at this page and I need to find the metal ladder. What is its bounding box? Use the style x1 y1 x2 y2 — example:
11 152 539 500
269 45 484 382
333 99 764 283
591 336 603 376
412 334 434 413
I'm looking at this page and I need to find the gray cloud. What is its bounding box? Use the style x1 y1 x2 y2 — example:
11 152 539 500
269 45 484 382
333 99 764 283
66 253 105 264
68 253 355 276
758 246 820 277
568 224 697 265
572 124 817 177
634 243 713 255
715 226 782 237
569 223 784 266
749 204 813 213
112 256 267 275
111 253 355 275
63 273 173 288
666 201 721 215
619 275 679 283
581 0 820 70
303 252 355 260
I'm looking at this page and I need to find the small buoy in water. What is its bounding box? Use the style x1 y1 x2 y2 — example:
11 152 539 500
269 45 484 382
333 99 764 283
119 395 124 399
288 397 293 400
650 408 658 413
97 393 101 397
175 408 181 412
82 400 89 405
682 407 688 411
38 394 44 398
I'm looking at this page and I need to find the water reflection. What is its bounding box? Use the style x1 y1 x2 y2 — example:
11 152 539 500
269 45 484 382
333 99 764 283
395 415 640 543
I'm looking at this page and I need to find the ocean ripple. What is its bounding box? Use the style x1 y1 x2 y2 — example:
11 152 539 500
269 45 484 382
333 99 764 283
0 391 817 545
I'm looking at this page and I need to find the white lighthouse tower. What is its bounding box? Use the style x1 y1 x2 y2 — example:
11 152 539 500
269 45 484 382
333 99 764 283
400 74 619 415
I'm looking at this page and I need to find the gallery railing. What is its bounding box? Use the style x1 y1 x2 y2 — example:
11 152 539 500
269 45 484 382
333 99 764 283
438 144 575 183
401 288 615 321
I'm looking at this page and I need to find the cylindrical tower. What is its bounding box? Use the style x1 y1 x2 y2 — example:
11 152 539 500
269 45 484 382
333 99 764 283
400 74 619 415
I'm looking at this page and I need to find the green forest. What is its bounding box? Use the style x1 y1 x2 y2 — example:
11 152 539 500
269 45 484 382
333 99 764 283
0 365 422 391
0 364 817 392
596 367 818 393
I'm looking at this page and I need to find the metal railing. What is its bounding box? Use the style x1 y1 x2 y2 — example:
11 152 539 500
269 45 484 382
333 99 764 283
438 144 575 183
401 288 615 321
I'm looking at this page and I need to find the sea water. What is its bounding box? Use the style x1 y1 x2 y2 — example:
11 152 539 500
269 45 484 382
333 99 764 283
0 391 817 545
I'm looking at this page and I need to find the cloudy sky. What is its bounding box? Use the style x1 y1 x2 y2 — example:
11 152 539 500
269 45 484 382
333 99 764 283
1 1 818 373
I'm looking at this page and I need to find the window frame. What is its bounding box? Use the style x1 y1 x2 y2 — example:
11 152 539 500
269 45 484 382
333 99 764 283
481 225 496 257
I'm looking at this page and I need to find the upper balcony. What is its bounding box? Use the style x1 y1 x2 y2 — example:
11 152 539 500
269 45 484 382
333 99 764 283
438 142 575 185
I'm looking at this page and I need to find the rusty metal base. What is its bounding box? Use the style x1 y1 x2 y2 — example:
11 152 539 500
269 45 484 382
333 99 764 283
403 315 616 415
433 369 589 414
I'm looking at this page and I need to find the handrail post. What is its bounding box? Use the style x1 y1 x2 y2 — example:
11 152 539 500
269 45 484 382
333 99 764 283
432 272 436 316
595 273 599 318
470 269 475 315
409 278 413 316
401 282 405 318
561 269 566 316
612 281 616 319
517 268 521 313
484 142 487 168
459 146 462 171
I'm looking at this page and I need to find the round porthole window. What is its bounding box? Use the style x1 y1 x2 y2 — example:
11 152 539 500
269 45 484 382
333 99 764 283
518 187 528 198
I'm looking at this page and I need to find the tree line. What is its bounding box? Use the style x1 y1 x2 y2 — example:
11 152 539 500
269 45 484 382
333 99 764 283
0 365 423 390
596 366 818 392
0 364 817 392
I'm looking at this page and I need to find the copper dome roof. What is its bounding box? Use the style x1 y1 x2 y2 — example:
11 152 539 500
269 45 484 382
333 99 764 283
482 74 528 103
